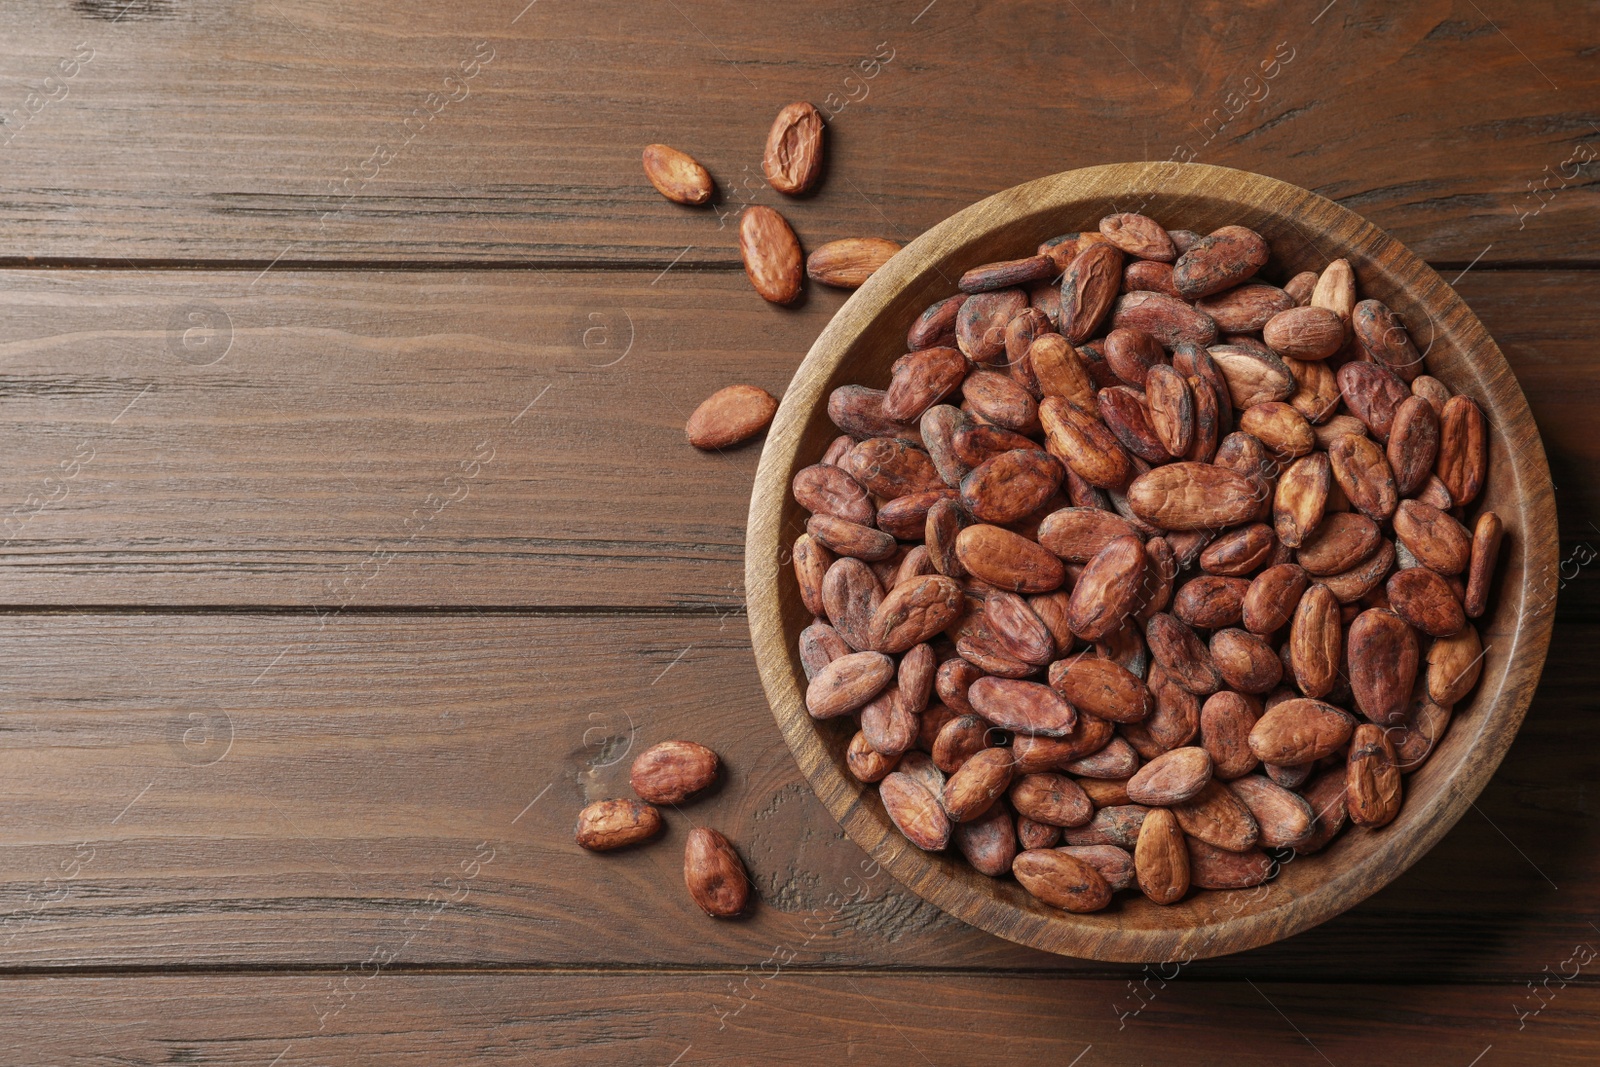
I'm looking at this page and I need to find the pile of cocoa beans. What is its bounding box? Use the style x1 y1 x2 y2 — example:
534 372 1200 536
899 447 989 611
792 215 1501 912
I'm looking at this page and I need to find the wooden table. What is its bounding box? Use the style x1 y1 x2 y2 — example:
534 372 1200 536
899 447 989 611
0 1 1595 1062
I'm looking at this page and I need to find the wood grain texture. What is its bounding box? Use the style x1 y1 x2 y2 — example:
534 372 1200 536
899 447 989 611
0 269 830 608
749 163 1557 961
0 611 1589 980
1 973 1597 1065
0 267 1594 608
0 2 1596 265
0 0 1594 1053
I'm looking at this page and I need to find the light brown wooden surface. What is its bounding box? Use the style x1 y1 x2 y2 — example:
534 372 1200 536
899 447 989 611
0 0 1595 1060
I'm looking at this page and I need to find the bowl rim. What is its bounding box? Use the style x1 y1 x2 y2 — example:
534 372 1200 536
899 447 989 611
745 162 1559 962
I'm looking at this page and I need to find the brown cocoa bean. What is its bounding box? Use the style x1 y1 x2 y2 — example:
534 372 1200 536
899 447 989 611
932 713 992 774
575 798 663 851
798 620 850 679
829 385 921 444
1110 291 1220 348
1172 225 1270 299
1321 539 1396 604
1436 395 1487 507
884 347 968 423
1298 512 1381 575
1200 690 1261 780
941 746 1017 822
1011 714 1116 772
1029 335 1101 415
1124 259 1183 298
961 448 1063 524
880 771 952 850
1328 432 1398 521
1208 344 1297 409
1017 816 1062 851
968 676 1078 737
1352 299 1423 382
1009 773 1094 827
1126 745 1212 805
687 384 779 449
807 513 897 561
1174 574 1251 629
1145 613 1223 695
1200 523 1277 577
642 143 714 205
808 237 901 288
1135 807 1190 904
1196 283 1295 333
1243 563 1309 635
960 254 1057 293
1427 622 1484 706
1066 534 1149 640
684 828 751 917
762 101 823 194
1311 259 1356 323
739 206 803 304
1346 723 1402 827
1039 395 1133 489
1125 462 1261 531
1393 500 1471 576
1211 627 1284 694
908 294 964 351
1386 566 1466 637
1338 361 1409 441
1060 844 1136 891
1263 305 1346 360
1347 607 1419 723
1100 212 1177 261
1013 849 1112 912
1464 511 1503 619
954 802 1018 876
1228 775 1315 848
1391 700 1452 773
1060 242 1125 344
1386 395 1441 496
1048 654 1154 723
631 740 720 805
955 523 1066 593
1097 386 1170 464
1187 838 1274 888
1172 779 1260 852
1247 698 1355 764
847 729 901 783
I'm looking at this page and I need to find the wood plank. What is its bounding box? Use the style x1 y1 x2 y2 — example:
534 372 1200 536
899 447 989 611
0 611 1590 979
0 268 1595 608
0 268 835 608
1 972 1597 1065
0 2 1597 265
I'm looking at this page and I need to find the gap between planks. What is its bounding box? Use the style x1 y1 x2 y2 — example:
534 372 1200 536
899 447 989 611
0 962 1563 984
0 604 747 617
0 258 1599 274
0 601 1595 621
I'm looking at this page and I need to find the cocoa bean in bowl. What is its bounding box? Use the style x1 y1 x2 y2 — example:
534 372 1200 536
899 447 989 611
745 163 1557 963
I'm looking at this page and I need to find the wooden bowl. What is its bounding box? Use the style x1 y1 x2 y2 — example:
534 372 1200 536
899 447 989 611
745 163 1558 962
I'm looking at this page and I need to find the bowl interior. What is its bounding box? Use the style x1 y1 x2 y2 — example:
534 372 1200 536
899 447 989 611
747 163 1558 962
